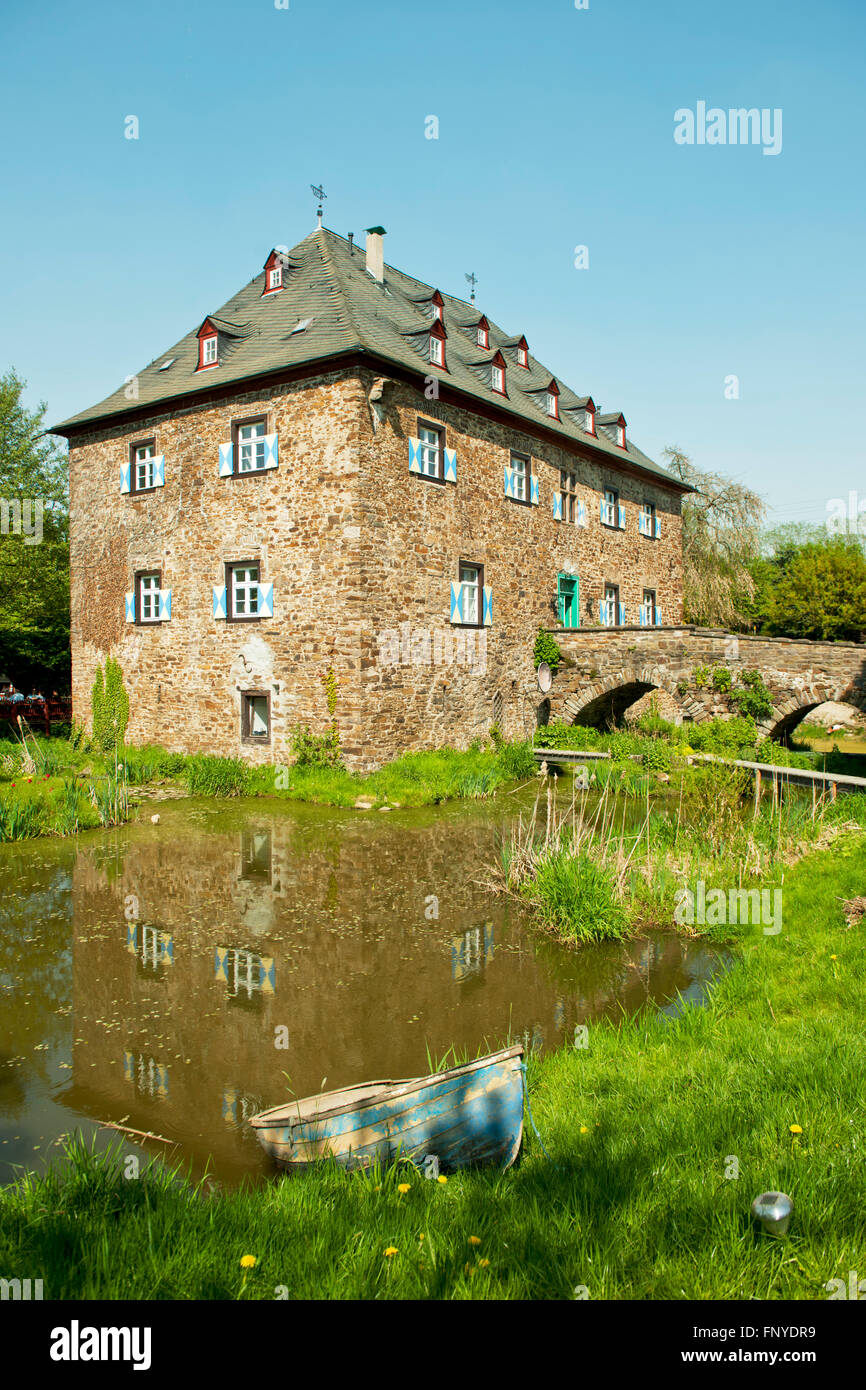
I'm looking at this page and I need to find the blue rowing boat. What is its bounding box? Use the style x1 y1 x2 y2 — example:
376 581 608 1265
248 1044 524 1173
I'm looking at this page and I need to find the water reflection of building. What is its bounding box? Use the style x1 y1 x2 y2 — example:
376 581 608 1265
63 806 730 1182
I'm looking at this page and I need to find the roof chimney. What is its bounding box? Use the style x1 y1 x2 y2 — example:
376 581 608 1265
365 226 386 283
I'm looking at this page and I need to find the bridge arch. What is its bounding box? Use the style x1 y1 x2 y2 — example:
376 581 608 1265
765 686 866 742
560 666 690 729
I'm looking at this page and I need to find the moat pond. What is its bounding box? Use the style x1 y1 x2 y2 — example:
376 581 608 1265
0 789 732 1187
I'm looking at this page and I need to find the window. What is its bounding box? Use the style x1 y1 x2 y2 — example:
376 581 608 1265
457 563 482 625
642 590 657 626
477 322 489 349
585 407 595 435
418 422 443 480
617 422 626 448
131 440 156 492
640 501 656 536
267 265 282 291
604 584 619 628
234 418 267 473
602 488 618 526
559 470 577 523
201 335 218 367
546 391 559 419
430 335 444 366
228 563 260 620
517 343 528 368
136 571 161 625
492 363 505 394
511 453 529 503
242 692 270 744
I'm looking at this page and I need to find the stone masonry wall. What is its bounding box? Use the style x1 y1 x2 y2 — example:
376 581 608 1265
69 368 366 763
352 370 685 764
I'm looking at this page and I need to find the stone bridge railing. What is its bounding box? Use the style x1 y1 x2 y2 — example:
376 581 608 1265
547 626 866 738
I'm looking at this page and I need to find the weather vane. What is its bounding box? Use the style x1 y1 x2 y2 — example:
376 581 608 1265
465 271 477 305
311 184 327 228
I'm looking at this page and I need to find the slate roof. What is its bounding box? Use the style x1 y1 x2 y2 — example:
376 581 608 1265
52 226 687 491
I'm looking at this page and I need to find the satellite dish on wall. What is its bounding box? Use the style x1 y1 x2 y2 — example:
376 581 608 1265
537 662 553 693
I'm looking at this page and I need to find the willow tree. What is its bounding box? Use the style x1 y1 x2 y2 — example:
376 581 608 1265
663 447 765 629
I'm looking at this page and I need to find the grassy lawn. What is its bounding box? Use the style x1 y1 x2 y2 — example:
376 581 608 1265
1 829 863 1300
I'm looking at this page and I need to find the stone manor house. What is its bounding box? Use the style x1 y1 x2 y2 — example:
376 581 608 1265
55 225 689 768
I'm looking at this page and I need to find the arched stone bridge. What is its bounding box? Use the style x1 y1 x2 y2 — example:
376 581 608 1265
548 626 866 740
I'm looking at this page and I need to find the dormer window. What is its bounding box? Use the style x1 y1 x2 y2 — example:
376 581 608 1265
199 334 218 369
517 343 528 368
490 350 507 395
430 289 444 321
617 422 626 448
267 265 282 291
262 249 288 296
432 302 443 321
585 406 595 435
546 384 560 419
476 316 490 349
430 336 444 366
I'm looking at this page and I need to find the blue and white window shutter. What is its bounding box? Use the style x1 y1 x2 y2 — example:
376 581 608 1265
213 585 227 619
530 476 539 506
158 589 172 621
577 499 586 527
443 447 457 483
598 599 606 625
408 437 422 474
503 465 515 498
618 602 625 626
599 497 605 522
654 605 662 626
120 462 131 494
450 580 462 623
482 586 493 626
218 443 234 478
257 582 274 617
654 515 661 539
263 434 279 471
153 455 165 488
125 592 136 622
618 503 626 529
552 493 563 520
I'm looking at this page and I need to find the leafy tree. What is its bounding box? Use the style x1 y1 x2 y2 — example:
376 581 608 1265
662 447 765 628
0 370 69 688
762 536 866 642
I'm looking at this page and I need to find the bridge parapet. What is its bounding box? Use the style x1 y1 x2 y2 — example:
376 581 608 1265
547 626 866 737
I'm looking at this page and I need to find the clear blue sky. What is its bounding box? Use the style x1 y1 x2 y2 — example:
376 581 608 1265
2 0 864 527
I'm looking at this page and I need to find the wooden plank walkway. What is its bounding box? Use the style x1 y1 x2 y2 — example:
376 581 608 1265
532 746 866 797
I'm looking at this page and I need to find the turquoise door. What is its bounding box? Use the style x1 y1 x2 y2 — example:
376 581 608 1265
557 574 579 629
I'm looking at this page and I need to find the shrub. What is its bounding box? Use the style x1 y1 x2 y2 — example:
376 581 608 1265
185 754 251 797
525 847 630 944
495 740 537 780
642 740 673 772
91 659 129 752
711 666 732 693
533 627 563 675
692 665 710 689
730 669 773 721
685 716 758 757
290 724 343 769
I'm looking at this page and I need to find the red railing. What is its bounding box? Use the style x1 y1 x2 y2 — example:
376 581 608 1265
0 699 72 734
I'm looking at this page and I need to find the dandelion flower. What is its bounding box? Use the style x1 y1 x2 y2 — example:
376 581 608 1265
240 1255 257 1269
397 1183 411 1194
384 1247 398 1258
437 1175 447 1184
789 1124 803 1135
468 1236 481 1246
580 1126 589 1134
479 1259 490 1269
830 954 837 961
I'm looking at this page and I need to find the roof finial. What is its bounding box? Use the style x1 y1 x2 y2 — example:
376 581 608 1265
310 183 327 228
465 271 477 305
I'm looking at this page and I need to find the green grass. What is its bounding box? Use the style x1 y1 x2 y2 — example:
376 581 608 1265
2 832 865 1299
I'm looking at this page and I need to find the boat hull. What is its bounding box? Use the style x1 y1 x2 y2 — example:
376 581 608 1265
249 1045 524 1173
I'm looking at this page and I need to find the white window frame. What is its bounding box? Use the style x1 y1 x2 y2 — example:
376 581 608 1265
231 565 260 619
560 469 577 523
267 266 282 290
604 585 618 628
134 442 155 491
238 420 267 473
642 590 656 626
518 345 528 367
202 335 218 366
602 488 618 527
547 392 558 418
492 364 504 393
640 501 655 536
245 694 270 739
617 423 626 447
459 564 480 625
138 573 161 624
432 302 442 321
430 335 444 366
585 409 595 434
511 454 528 503
418 425 442 479
477 326 488 348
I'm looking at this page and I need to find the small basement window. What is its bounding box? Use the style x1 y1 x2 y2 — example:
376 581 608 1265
242 692 271 744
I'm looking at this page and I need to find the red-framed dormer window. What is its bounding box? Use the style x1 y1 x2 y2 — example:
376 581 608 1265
476 316 490 350
546 382 560 419
585 404 596 435
262 249 286 296
429 319 447 369
490 350 507 395
197 319 219 370
615 416 627 448
430 289 444 322
516 337 529 368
